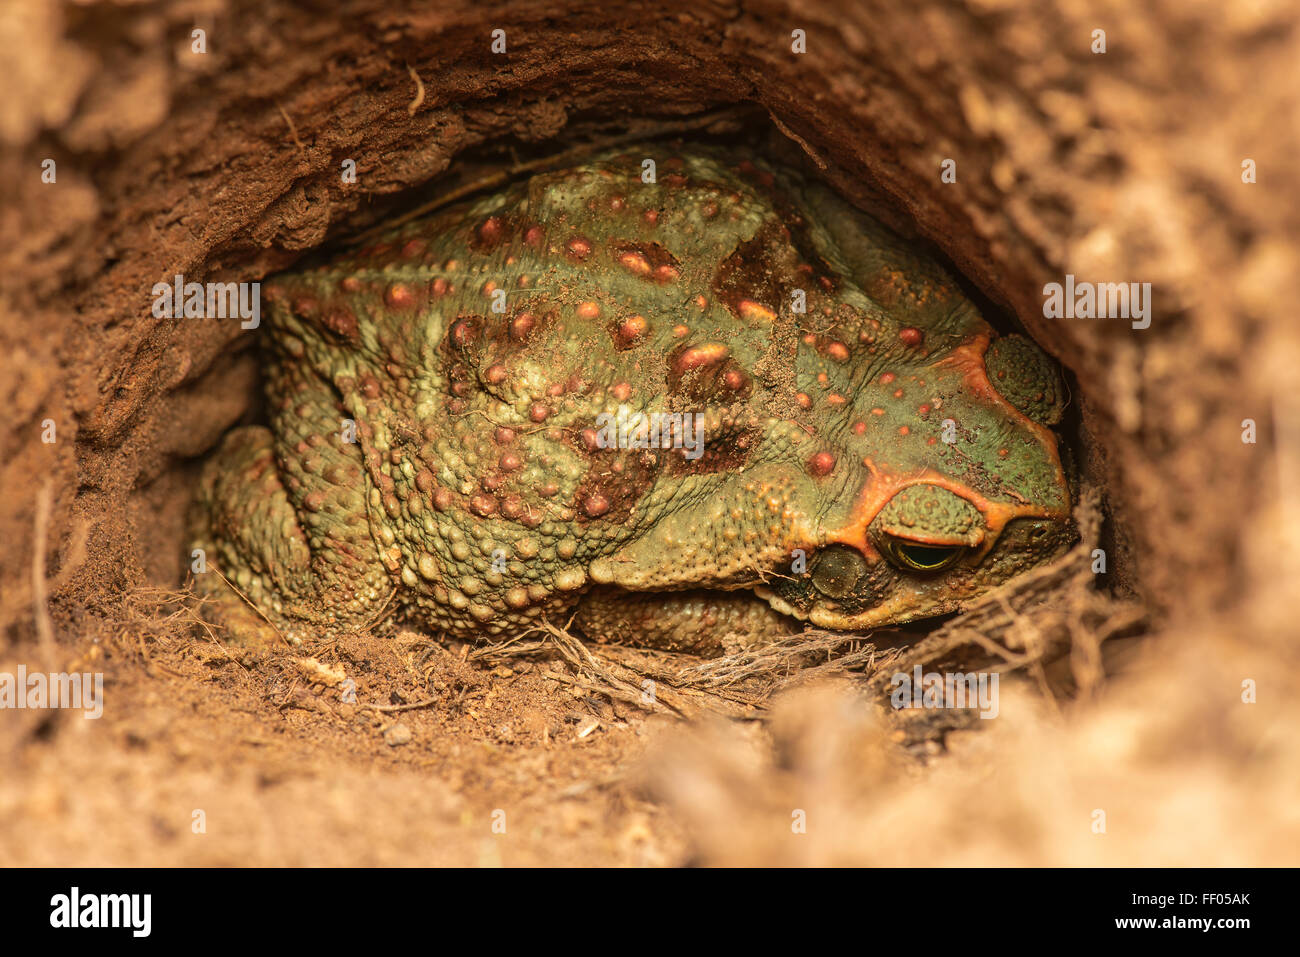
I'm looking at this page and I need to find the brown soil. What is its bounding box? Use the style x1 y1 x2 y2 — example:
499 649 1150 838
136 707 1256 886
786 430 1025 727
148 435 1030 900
2 0 1298 866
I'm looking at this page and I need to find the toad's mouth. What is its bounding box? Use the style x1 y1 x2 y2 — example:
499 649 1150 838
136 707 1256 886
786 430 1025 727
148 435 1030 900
571 509 1077 644
567 501 1078 653
568 577 960 654
752 582 963 632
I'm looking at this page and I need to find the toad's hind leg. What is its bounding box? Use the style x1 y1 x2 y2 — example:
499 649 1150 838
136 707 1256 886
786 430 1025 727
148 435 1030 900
571 586 801 656
188 420 393 651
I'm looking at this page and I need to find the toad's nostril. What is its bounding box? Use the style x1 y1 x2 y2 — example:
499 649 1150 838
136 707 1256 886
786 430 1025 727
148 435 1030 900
810 544 869 598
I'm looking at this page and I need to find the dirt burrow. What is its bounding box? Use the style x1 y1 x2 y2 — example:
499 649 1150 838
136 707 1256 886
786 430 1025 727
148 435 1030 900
1 0 1298 866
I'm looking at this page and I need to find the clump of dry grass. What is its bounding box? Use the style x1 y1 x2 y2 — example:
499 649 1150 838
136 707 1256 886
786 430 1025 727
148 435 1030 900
101 584 245 670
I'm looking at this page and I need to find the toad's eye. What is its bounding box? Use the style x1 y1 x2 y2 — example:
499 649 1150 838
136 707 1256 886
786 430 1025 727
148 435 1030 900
882 537 966 573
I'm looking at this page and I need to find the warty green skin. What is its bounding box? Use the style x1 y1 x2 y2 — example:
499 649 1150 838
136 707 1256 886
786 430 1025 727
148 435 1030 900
189 148 1074 654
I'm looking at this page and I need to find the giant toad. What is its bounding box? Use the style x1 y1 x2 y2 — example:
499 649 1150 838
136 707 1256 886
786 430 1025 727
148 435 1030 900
190 148 1074 654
